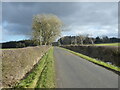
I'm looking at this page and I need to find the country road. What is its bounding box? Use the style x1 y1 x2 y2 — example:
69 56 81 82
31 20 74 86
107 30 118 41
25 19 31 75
54 47 118 88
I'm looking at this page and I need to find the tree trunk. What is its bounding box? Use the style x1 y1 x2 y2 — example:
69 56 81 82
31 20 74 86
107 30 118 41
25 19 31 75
44 42 47 45
80 38 83 45
91 39 94 44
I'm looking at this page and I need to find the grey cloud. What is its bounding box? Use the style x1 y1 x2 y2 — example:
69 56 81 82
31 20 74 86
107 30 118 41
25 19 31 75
3 23 31 35
63 2 117 26
2 2 79 24
2 2 118 39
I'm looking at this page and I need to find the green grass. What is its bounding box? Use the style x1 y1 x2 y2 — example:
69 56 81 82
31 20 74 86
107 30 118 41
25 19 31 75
94 43 120 46
35 47 55 88
60 47 120 72
14 47 55 88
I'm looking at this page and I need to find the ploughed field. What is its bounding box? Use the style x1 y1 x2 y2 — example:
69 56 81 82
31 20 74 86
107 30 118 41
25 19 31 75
1 46 51 88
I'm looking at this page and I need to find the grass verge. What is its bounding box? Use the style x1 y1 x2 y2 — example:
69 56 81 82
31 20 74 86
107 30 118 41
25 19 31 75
14 47 55 88
35 47 55 88
60 47 120 72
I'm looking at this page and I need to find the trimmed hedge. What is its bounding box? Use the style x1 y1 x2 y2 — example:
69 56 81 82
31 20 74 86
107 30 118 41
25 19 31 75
61 45 119 67
2 46 50 88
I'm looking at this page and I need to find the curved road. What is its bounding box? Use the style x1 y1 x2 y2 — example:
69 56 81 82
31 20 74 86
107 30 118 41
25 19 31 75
54 47 118 88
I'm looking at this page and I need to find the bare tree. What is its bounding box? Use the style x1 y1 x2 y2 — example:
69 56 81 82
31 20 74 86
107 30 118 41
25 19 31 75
78 34 86 45
88 34 95 45
32 14 63 45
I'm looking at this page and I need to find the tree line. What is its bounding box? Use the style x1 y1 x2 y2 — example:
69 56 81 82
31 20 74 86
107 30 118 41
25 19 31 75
54 35 120 46
1 40 37 48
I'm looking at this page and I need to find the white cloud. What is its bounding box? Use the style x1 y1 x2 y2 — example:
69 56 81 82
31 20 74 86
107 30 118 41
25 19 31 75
62 24 118 37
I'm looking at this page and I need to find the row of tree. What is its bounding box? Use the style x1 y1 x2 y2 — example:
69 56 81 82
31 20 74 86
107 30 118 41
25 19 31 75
55 35 120 45
1 40 37 48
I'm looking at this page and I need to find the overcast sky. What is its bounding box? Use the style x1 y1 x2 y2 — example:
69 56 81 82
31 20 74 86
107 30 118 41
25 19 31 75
1 2 118 42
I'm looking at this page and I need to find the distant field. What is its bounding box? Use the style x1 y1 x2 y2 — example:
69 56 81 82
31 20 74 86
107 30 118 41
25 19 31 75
94 43 120 46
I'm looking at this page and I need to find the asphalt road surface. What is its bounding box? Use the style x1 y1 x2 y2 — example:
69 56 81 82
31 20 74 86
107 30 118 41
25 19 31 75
54 47 118 88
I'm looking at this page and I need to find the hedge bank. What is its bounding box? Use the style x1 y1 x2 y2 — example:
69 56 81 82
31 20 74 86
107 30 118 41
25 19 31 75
61 45 119 67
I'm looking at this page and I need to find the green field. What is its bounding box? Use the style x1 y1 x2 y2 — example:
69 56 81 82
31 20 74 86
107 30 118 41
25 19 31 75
14 47 55 88
94 43 120 46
